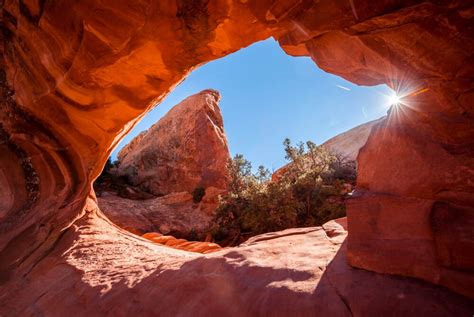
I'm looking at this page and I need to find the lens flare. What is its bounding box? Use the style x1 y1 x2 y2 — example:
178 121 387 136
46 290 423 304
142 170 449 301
388 93 401 106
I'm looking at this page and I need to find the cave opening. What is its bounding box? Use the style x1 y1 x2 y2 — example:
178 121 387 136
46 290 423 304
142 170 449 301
111 38 395 169
94 38 397 250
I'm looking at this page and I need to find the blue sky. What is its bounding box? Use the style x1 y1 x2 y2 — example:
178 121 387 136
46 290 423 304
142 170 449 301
112 39 392 171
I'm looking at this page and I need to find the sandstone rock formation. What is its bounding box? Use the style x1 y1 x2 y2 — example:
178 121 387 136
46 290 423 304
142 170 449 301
1 0 473 313
2 211 472 315
322 117 385 161
98 190 218 238
142 232 222 254
97 90 229 238
116 89 230 196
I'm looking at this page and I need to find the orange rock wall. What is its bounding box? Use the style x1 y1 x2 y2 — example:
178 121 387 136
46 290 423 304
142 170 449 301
1 0 473 299
116 89 230 196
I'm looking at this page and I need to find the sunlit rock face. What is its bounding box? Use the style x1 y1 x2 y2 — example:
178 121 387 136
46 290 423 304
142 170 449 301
97 89 229 238
322 117 385 162
141 232 222 254
116 89 229 196
0 0 473 313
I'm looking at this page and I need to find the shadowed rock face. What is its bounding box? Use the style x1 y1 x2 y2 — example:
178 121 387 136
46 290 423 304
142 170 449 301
116 89 229 196
0 0 473 313
98 190 219 238
2 214 473 316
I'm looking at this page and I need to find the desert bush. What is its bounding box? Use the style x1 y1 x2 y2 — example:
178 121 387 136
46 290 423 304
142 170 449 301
192 186 206 203
212 139 356 246
93 157 154 199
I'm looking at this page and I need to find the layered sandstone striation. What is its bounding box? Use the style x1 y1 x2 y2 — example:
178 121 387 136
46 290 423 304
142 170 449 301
1 0 473 312
116 89 230 196
142 232 222 254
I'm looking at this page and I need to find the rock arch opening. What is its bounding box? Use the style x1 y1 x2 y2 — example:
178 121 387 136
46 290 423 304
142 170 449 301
1 1 472 314
111 38 394 169
94 38 393 248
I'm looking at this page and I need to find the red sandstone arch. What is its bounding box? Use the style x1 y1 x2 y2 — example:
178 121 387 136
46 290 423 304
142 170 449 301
1 0 473 313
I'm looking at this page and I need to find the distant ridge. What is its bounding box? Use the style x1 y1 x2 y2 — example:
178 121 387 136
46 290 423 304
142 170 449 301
322 117 385 161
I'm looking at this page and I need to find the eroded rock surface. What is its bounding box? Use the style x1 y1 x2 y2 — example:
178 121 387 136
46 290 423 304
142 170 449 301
98 190 219 238
142 232 222 254
98 90 230 239
98 90 229 237
1 210 472 316
117 89 229 196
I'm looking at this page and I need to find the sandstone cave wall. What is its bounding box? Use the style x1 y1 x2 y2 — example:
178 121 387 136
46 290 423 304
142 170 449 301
0 0 472 297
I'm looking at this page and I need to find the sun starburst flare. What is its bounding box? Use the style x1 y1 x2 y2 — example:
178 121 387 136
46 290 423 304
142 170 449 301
388 93 401 106
383 86 430 109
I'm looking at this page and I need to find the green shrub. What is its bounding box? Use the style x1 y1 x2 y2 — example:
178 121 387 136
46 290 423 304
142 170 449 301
192 186 206 203
211 139 354 246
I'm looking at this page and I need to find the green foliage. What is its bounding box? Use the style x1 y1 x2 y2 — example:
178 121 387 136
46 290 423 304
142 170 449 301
192 186 206 203
226 154 252 197
93 157 138 198
95 158 115 189
102 158 120 174
212 139 356 246
255 165 271 184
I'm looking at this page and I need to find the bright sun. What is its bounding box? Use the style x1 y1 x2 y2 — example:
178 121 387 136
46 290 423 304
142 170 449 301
388 93 401 106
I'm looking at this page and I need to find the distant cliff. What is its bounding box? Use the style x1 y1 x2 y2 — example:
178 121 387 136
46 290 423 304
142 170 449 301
322 117 385 161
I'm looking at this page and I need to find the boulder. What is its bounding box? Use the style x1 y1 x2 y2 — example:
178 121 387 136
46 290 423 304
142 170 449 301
98 90 230 237
98 189 222 239
116 89 230 197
